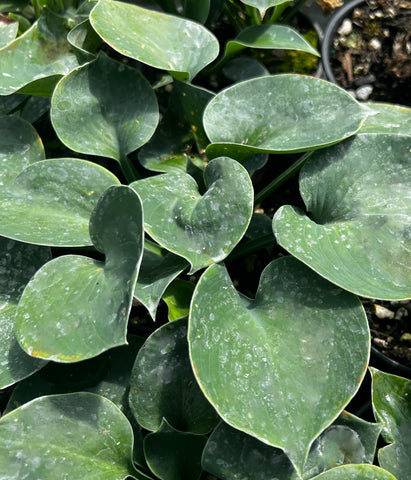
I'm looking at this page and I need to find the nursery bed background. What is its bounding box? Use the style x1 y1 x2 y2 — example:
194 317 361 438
0 0 410 479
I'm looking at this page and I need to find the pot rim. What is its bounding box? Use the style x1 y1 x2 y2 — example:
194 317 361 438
371 346 411 379
321 0 365 83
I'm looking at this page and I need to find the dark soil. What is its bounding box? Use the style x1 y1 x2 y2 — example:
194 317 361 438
362 298 411 369
329 0 411 105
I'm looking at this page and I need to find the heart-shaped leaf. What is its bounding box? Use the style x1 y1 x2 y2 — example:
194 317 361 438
90 0 219 81
0 392 144 480
273 133 411 300
224 24 319 60
0 9 79 96
371 368 411 479
15 185 144 362
203 75 371 161
51 51 159 179
131 156 253 273
241 0 289 16
0 237 50 389
129 318 218 433
359 102 411 135
0 14 18 48
189 256 370 475
134 243 188 319
144 420 208 480
0 158 120 246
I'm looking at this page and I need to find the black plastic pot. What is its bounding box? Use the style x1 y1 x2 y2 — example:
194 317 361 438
370 346 411 380
321 0 364 84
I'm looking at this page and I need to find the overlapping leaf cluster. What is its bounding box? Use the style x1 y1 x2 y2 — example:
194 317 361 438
0 0 410 479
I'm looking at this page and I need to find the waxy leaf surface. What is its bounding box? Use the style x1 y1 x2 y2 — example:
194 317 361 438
0 393 141 480
189 256 370 475
223 56 269 82
203 412 382 480
359 103 411 135
202 420 295 479
0 114 44 185
310 465 396 480
67 19 102 63
204 75 370 160
4 335 144 413
273 134 411 300
0 158 120 246
0 94 50 123
51 52 159 163
134 245 187 320
0 15 17 48
131 157 254 273
144 420 207 480
224 24 319 59
0 238 50 389
15 186 143 362
371 368 411 479
0 9 79 96
2 335 148 469
129 318 218 433
90 0 219 81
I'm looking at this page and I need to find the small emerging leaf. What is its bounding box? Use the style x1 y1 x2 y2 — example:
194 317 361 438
241 0 289 17
163 279 195 321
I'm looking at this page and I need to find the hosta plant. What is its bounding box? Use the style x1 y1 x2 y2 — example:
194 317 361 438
0 0 410 479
